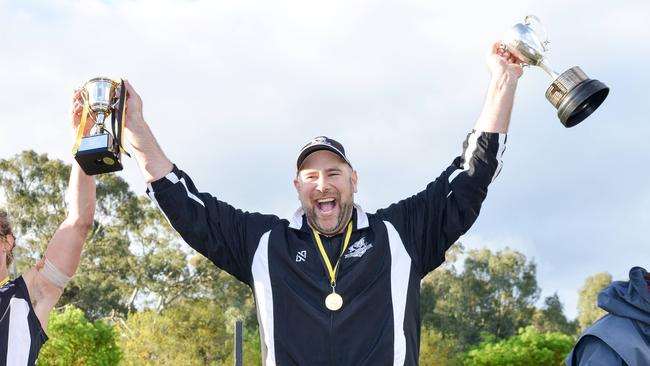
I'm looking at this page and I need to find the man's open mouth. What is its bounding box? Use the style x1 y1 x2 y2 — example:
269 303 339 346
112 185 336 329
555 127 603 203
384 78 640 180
316 198 337 214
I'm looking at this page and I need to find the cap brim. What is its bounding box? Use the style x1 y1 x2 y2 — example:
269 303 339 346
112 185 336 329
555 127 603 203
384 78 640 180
296 145 352 170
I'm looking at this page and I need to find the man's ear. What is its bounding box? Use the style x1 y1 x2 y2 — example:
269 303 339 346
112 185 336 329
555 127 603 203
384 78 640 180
294 177 300 192
351 170 358 193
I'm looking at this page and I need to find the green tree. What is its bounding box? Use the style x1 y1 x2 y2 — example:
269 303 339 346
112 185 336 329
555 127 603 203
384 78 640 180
0 151 205 319
188 255 259 329
0 151 70 275
421 245 540 350
37 306 121 365
2 151 264 363
418 326 461 366
461 326 574 366
532 293 578 335
118 297 261 365
577 272 612 333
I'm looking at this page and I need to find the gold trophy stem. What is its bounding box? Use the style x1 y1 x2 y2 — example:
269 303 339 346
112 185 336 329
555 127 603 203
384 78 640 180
94 113 107 134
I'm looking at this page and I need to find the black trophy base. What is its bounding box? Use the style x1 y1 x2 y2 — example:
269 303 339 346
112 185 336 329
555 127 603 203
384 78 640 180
545 66 609 128
74 134 123 175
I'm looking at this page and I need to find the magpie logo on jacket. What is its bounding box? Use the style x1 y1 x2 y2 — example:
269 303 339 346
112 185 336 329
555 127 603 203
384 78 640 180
344 237 373 259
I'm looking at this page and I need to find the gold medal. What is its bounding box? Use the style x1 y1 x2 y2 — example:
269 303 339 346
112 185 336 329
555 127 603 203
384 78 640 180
312 221 353 312
325 291 343 311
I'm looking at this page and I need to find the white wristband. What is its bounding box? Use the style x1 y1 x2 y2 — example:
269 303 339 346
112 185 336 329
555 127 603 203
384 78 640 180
38 257 71 288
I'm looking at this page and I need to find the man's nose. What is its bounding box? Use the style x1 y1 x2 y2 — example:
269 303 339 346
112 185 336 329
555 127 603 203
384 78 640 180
316 175 328 192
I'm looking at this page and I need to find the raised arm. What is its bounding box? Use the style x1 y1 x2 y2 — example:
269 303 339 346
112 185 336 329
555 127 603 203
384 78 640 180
122 80 174 183
22 90 97 330
120 81 280 284
473 42 524 133
376 42 523 276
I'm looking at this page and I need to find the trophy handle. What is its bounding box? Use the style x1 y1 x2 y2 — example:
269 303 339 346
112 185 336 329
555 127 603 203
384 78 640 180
524 15 550 52
110 83 123 109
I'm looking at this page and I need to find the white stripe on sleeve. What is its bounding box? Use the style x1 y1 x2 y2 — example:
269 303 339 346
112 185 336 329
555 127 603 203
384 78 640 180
252 231 276 366
448 130 480 184
385 221 412 366
7 298 31 365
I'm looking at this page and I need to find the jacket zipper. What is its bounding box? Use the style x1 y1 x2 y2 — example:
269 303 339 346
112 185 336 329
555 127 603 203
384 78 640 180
325 235 336 366
330 311 334 366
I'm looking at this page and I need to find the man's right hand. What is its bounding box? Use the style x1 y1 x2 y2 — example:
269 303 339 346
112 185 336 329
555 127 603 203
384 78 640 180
123 80 146 130
487 42 524 80
120 80 174 183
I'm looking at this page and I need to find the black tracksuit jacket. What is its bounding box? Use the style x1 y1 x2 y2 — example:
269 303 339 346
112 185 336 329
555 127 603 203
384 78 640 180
146 130 506 365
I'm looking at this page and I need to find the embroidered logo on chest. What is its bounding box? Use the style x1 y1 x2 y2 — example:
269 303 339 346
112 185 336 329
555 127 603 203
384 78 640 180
295 250 307 262
344 238 373 259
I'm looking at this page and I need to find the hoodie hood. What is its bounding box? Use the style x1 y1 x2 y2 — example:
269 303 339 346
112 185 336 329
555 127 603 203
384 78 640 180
598 266 650 339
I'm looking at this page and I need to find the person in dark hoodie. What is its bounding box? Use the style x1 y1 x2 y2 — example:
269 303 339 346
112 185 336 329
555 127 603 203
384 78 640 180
566 266 650 366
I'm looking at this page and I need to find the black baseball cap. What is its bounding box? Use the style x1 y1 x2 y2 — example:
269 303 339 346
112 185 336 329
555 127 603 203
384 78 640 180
296 136 352 170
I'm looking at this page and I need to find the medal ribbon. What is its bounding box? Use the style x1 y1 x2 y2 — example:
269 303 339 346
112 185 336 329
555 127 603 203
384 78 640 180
72 99 90 155
113 79 130 157
0 277 8 286
311 221 353 287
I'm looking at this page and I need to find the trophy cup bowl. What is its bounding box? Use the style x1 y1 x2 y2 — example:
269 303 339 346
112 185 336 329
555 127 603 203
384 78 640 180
503 22 547 67
503 15 609 127
74 77 124 175
84 77 118 126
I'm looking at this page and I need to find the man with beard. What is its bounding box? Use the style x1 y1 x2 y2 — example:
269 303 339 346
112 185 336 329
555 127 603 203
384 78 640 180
123 42 522 365
0 90 96 365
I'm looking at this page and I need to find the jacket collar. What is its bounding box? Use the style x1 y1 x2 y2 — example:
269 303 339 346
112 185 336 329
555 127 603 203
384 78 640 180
288 204 369 232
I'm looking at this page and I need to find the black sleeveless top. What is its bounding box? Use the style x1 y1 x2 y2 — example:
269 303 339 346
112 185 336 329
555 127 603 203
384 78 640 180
0 276 48 365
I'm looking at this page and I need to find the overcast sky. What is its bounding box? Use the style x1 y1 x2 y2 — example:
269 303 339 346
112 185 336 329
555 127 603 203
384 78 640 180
1 0 648 319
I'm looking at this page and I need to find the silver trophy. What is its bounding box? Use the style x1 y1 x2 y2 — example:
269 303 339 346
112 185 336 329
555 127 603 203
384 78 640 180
73 77 126 175
502 15 609 127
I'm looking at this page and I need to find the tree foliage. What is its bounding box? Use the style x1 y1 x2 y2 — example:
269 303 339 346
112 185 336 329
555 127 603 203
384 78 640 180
421 245 540 350
0 151 69 272
461 326 574 366
577 272 612 333
531 293 578 335
418 326 461 366
117 297 260 365
37 306 121 365
0 151 204 319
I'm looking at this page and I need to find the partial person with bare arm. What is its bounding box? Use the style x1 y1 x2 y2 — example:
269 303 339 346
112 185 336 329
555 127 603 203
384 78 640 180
123 42 522 365
0 91 96 365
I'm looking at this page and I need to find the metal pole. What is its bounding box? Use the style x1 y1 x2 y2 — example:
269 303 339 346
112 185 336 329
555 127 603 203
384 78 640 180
234 320 243 366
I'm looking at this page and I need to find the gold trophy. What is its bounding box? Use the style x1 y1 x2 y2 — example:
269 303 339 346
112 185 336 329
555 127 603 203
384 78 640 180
72 77 128 175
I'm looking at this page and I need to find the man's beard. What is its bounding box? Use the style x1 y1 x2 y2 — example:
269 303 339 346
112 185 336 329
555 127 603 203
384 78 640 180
305 201 354 236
